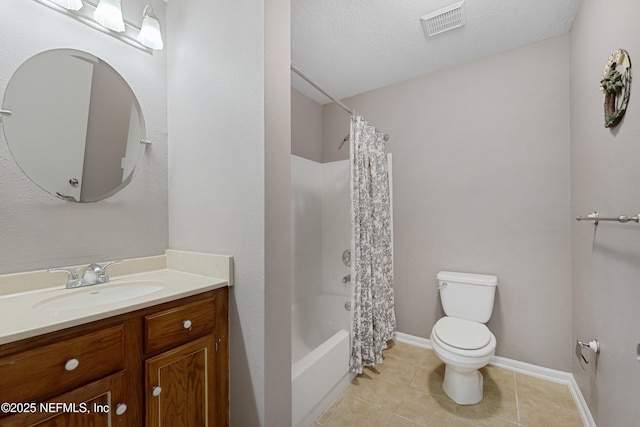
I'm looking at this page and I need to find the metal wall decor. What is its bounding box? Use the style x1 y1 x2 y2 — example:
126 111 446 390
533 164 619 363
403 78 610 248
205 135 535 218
600 49 632 128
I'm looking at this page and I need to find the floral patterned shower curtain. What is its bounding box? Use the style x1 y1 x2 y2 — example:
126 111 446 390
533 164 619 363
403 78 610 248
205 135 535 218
349 114 396 374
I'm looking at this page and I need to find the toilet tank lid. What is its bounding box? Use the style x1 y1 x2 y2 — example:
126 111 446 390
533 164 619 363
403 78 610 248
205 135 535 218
437 271 497 286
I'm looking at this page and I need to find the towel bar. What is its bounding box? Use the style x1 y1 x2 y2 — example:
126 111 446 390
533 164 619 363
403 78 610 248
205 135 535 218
576 211 640 225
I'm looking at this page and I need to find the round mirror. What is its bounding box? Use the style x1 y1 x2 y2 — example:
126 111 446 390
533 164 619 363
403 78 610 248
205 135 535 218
1 49 147 202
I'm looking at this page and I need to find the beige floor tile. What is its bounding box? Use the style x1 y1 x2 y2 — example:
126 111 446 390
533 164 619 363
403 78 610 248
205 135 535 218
347 374 411 412
418 349 444 369
409 362 446 397
364 354 421 386
449 416 519 426
317 343 584 427
323 395 395 427
516 373 583 427
316 394 345 425
515 373 575 408
386 341 432 364
453 385 518 425
483 365 516 392
394 386 457 427
519 401 583 427
387 414 425 427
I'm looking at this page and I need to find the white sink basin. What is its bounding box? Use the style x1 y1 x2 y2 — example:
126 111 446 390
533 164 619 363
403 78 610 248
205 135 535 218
34 281 165 311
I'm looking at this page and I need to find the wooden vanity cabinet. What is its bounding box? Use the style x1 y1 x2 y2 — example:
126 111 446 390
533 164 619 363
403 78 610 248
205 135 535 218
0 287 228 427
0 371 127 427
145 335 214 426
144 288 229 427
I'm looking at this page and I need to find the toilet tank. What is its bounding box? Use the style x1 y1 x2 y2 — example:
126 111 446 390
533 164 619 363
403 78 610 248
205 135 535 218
437 271 497 323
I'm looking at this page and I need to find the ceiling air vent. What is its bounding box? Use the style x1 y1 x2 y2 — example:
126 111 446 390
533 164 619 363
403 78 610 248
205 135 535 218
421 1 466 38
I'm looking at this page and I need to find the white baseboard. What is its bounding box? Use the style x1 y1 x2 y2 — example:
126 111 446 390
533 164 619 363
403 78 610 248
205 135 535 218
395 331 432 349
567 374 597 427
395 332 596 427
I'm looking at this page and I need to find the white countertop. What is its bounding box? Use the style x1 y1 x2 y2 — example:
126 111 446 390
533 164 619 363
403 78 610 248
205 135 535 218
0 252 232 345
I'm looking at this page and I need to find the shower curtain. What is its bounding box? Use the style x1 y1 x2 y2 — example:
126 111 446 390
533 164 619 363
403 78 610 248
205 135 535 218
349 114 396 374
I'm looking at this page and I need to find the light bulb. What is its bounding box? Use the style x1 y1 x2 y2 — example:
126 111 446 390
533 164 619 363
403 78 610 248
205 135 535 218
94 0 125 32
138 6 164 50
137 6 164 50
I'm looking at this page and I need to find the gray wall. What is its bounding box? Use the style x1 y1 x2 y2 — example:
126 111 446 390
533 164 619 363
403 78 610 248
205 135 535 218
570 1 640 425
167 0 291 425
292 88 323 162
265 0 292 424
0 1 168 274
321 35 573 371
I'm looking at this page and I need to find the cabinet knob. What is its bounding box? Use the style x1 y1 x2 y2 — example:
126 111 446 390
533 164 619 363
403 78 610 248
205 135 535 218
152 386 162 397
183 320 192 329
115 403 127 415
64 358 79 371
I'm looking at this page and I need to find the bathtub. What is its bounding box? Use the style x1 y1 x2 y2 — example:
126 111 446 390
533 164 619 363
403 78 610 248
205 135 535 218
292 294 353 427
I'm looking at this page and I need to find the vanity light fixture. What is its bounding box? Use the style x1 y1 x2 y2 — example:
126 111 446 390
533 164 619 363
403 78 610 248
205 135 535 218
33 0 163 54
137 6 164 50
49 0 83 10
94 0 125 32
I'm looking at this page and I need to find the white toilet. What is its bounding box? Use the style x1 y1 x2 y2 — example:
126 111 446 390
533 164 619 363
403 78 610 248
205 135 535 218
430 271 497 405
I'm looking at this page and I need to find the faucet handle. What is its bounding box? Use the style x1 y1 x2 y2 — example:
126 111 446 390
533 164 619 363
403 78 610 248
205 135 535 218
48 267 82 288
101 260 122 271
98 260 122 283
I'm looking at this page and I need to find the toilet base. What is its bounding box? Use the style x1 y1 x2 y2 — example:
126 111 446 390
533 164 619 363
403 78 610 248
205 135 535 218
442 365 484 405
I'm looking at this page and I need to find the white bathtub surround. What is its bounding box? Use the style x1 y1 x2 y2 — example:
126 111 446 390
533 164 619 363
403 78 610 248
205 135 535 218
395 332 596 427
291 154 355 426
292 330 352 427
291 155 352 304
291 294 351 427
320 159 351 298
349 114 396 374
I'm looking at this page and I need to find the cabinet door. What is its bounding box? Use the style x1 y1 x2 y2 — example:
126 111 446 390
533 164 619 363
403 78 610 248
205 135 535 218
145 336 215 427
0 371 128 427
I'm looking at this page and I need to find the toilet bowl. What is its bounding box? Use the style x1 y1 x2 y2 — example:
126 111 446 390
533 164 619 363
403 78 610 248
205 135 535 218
430 271 497 405
430 316 496 405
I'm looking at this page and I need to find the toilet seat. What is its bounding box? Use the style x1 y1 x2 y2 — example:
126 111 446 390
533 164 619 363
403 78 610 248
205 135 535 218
433 317 491 350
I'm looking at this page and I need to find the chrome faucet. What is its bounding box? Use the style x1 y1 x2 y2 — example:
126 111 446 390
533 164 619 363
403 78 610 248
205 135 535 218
48 261 121 289
47 267 82 289
81 261 121 286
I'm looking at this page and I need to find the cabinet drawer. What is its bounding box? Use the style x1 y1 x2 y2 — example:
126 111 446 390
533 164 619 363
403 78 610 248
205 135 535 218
0 325 124 403
144 297 215 353
0 371 127 426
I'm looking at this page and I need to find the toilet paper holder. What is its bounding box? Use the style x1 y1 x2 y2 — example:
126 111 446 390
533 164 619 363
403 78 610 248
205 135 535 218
576 339 600 370
577 339 600 354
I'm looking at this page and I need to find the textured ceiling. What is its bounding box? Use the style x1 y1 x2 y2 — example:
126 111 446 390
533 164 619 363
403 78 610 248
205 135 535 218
291 0 580 104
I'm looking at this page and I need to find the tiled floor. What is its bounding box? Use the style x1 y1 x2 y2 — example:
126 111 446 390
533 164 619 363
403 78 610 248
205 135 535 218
314 341 584 427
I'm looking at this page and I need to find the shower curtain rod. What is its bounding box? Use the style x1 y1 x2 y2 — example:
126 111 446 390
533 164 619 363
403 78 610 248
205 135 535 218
290 64 390 148
290 64 354 115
